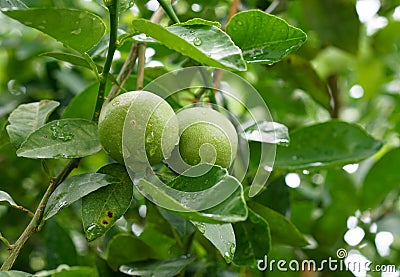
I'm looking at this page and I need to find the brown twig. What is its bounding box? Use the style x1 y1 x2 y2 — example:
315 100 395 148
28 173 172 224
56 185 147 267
224 0 240 30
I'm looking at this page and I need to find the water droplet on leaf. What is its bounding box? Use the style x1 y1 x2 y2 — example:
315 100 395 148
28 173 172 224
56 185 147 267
87 224 96 232
197 223 206 233
193 37 202 46
49 121 74 142
230 243 236 255
71 28 82 35
58 201 67 208
223 251 232 263
7 80 26 95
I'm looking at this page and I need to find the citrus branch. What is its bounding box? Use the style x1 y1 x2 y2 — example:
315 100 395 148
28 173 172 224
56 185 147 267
92 0 119 122
107 6 165 102
0 0 119 270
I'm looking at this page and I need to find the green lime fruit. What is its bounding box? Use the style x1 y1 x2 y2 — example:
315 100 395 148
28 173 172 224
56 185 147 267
98 91 179 165
176 107 238 168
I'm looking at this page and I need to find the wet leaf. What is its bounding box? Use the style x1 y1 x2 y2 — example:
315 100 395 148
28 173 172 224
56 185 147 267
82 164 134 241
137 164 247 223
44 173 120 220
132 19 246 71
275 121 383 170
226 10 307 64
192 221 236 262
241 121 289 146
6 100 59 149
16 119 101 159
2 8 106 53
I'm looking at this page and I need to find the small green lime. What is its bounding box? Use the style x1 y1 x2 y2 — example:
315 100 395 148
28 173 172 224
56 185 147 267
98 91 179 165
177 107 238 168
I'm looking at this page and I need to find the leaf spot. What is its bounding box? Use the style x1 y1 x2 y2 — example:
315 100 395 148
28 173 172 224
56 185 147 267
107 210 113 218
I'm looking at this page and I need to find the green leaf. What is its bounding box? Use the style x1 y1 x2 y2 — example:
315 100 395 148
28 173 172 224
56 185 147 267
137 164 247 223
274 121 383 170
16 119 101 159
82 164 134 241
106 233 158 271
0 0 27 10
34 266 97 277
248 202 308 247
40 52 93 70
158 208 196 237
360 148 400 210
139 204 184 258
176 18 221 28
192 221 235 262
132 19 246 71
2 8 106 53
63 82 98 120
265 55 332 111
233 209 270 267
0 191 17 207
298 0 360 54
0 271 32 277
119 255 196 277
226 10 307 64
6 100 60 149
241 121 289 146
44 219 78 268
44 173 120 220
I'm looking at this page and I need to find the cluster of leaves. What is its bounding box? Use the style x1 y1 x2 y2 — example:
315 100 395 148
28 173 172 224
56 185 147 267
0 0 400 276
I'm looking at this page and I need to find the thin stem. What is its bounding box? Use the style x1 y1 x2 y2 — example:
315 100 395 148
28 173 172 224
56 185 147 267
92 0 119 122
1 159 80 270
328 74 340 119
198 68 218 106
136 43 146 91
265 0 280 14
106 43 139 103
224 0 240 29
0 233 12 250
157 0 180 24
14 205 34 218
